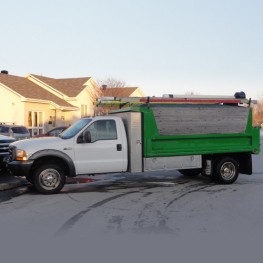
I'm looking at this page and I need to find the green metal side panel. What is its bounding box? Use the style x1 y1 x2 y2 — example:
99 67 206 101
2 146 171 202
112 104 261 158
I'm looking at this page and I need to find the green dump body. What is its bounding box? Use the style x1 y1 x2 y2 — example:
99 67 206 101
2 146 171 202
114 104 261 158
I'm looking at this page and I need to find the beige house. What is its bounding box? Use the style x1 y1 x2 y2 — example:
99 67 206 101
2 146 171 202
0 72 100 136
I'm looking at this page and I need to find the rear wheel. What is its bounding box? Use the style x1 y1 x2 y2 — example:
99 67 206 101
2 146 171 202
179 168 202 177
33 163 65 194
212 157 239 184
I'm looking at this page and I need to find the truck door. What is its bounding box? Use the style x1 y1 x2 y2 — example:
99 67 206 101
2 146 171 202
74 119 127 175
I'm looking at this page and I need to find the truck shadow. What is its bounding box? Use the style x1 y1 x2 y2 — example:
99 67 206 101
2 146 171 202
61 173 214 194
22 172 213 195
24 171 263 196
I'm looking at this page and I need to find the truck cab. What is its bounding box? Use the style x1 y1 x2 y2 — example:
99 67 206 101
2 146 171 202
8 116 128 194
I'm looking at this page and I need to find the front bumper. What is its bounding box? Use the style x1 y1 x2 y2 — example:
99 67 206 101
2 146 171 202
8 160 34 177
0 154 9 163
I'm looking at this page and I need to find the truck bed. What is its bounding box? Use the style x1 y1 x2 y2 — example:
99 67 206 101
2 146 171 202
143 104 260 157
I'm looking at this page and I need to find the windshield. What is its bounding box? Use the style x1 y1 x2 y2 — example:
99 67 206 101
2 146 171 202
59 118 92 139
11 127 29 134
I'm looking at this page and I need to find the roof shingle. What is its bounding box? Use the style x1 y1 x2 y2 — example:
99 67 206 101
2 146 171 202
30 74 91 97
0 74 75 108
102 87 140 97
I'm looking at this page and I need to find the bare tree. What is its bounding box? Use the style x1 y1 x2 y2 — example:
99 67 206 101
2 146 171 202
96 77 127 89
94 77 128 116
253 97 263 125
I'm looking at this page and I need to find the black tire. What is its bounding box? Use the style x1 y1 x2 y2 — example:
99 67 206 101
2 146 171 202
179 168 202 177
212 157 239 184
33 163 65 194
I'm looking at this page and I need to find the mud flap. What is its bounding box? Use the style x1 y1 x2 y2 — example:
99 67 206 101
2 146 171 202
238 153 252 175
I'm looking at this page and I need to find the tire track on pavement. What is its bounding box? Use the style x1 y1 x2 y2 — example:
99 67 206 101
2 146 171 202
56 190 140 236
166 184 214 208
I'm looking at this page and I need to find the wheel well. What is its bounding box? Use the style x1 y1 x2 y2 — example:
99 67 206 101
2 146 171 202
203 153 238 163
30 156 70 176
203 153 252 175
213 154 238 165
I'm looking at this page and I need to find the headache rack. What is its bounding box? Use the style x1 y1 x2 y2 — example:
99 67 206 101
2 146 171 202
96 91 256 109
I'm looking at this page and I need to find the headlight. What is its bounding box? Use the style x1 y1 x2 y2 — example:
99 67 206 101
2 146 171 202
16 149 28 161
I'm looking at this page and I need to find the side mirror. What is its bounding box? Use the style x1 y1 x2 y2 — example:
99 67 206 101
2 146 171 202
83 130 91 143
77 131 92 144
77 131 91 143
77 134 84 144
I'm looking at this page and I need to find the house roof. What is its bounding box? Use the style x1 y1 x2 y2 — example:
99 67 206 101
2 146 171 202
101 87 142 97
30 74 91 97
0 73 76 109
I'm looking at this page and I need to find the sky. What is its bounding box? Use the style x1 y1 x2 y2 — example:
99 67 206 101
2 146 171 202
1 0 263 99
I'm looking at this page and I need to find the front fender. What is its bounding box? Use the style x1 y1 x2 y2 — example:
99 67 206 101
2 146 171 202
30 149 76 177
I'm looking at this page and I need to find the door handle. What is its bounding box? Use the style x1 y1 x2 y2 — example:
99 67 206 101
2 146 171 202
117 144 122 151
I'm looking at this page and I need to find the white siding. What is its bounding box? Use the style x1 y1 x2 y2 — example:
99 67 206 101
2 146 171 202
0 86 25 125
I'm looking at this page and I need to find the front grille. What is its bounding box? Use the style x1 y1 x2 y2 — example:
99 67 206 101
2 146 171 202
0 141 12 157
8 145 17 162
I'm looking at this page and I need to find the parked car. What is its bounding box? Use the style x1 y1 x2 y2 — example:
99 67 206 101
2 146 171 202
0 134 16 172
0 125 30 140
33 126 68 138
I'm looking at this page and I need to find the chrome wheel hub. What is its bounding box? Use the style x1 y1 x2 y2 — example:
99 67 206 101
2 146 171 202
220 162 236 181
39 168 61 189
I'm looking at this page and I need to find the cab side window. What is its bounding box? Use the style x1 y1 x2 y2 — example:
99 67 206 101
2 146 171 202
86 120 117 142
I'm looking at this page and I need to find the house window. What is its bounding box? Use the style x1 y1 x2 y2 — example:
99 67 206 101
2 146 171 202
81 104 87 117
28 111 44 136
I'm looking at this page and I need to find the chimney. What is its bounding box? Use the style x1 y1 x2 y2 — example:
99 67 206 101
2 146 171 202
1 70 8 74
101 84 107 90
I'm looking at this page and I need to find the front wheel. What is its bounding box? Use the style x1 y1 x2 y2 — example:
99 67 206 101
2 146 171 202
212 157 239 184
33 163 65 194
